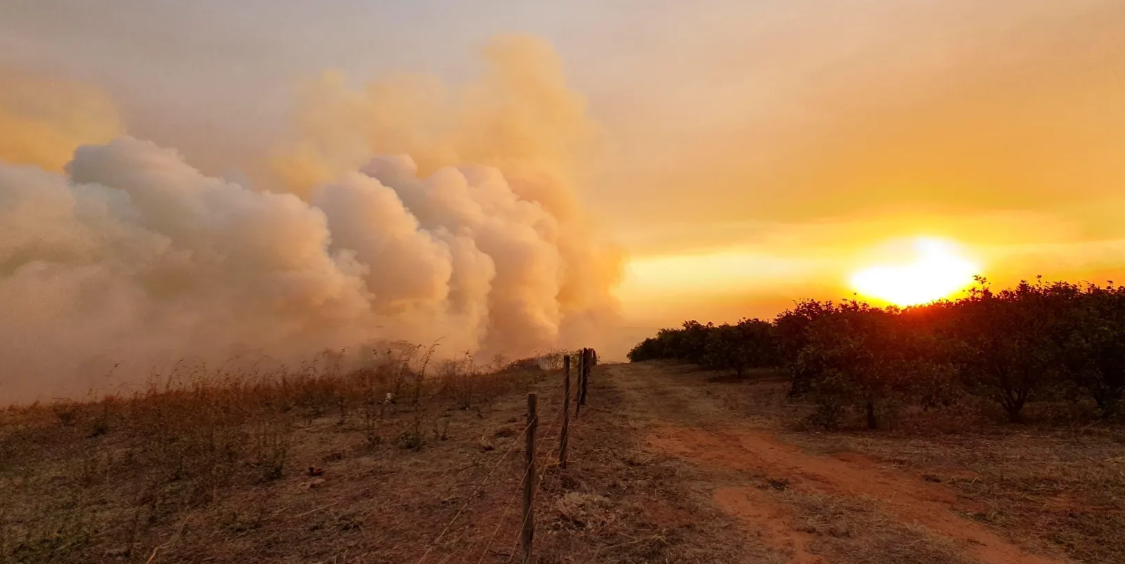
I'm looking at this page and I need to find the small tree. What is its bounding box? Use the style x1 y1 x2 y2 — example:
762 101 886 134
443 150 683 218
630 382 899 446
950 278 1065 423
775 300 832 397
795 302 913 429
702 318 777 378
1059 284 1125 417
627 322 713 363
675 320 714 364
627 336 664 362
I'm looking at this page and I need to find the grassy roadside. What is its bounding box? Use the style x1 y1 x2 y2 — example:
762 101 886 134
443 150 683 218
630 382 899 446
0 358 758 564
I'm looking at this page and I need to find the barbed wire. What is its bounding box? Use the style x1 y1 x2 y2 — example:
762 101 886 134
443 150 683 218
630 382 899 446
415 419 533 564
454 366 573 564
532 357 603 545
461 466 530 564
422 355 595 564
503 421 576 563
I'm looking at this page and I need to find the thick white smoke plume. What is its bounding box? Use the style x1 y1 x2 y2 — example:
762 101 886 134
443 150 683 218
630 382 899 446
0 37 622 402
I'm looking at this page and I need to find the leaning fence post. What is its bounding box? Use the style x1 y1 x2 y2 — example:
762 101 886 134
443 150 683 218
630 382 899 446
522 393 537 564
559 356 571 469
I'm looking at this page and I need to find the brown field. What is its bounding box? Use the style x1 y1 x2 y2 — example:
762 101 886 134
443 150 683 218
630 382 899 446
2 359 1123 563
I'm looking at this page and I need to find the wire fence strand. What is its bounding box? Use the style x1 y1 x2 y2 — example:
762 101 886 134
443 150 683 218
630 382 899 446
459 369 570 564
415 420 533 564
463 466 531 564
421 353 595 564
504 439 567 563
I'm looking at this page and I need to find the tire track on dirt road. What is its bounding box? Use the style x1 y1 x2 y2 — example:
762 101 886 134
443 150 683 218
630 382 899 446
604 362 1070 564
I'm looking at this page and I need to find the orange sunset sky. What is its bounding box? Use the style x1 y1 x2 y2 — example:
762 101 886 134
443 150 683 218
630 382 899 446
3 0 1125 353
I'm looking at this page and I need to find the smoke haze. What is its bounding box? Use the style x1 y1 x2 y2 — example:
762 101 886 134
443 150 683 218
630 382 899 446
0 37 621 402
4 1 1125 397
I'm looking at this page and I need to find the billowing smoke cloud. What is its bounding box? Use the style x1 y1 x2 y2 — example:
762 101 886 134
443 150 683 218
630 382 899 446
0 36 622 402
272 34 622 356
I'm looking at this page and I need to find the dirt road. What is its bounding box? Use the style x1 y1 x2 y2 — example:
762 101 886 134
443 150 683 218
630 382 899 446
598 361 1072 564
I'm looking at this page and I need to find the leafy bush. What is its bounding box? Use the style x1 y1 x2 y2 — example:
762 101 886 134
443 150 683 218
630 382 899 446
702 319 777 377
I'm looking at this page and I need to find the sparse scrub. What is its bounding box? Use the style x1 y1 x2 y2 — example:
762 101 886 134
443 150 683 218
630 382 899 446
253 414 293 481
541 349 567 371
440 353 478 410
51 401 78 428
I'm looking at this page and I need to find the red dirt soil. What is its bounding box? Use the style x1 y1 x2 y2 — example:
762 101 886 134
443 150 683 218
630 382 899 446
713 485 826 564
648 425 1067 564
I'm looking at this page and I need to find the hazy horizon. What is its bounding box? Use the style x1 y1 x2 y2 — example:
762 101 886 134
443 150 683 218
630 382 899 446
3 0 1125 396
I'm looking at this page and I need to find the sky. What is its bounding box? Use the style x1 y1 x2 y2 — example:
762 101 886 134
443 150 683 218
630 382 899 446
3 0 1125 341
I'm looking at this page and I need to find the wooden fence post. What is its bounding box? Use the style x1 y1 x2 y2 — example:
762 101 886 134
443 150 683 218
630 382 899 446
559 356 571 469
574 352 583 419
579 348 590 406
522 393 537 564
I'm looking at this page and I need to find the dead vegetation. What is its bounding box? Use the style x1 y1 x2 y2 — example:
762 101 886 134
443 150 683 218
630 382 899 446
0 349 758 564
0 346 556 563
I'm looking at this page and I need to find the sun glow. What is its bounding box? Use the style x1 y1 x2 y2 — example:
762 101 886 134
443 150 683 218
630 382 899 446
850 238 979 306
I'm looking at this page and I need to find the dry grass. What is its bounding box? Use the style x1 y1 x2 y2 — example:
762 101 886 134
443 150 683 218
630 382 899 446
529 379 765 564
0 353 757 564
783 490 975 564
0 349 557 563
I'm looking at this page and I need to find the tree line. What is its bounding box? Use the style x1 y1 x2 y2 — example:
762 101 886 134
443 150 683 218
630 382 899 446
628 278 1125 427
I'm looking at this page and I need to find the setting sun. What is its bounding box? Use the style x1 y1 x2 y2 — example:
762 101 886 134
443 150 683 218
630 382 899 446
850 238 979 306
